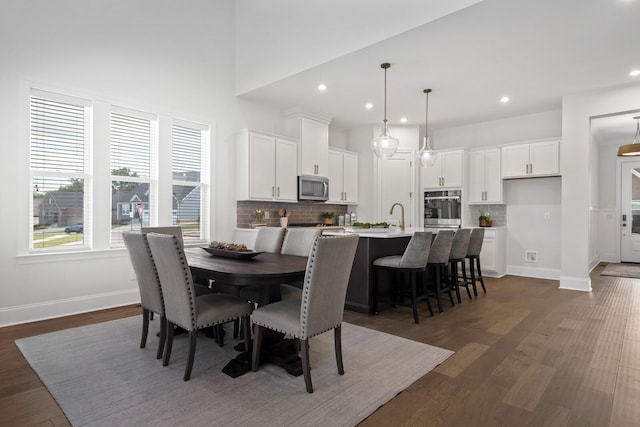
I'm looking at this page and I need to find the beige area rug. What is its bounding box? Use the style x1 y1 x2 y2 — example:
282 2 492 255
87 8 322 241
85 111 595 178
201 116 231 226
600 263 640 279
16 316 453 427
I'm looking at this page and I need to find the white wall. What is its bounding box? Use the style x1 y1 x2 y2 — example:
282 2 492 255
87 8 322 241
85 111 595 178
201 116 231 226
0 0 281 326
561 82 640 291
504 178 562 279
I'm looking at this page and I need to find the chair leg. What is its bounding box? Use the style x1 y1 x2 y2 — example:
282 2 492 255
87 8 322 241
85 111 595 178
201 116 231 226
233 319 239 339
251 324 263 372
410 272 419 324
476 258 487 293
469 258 479 296
372 268 379 314
242 316 252 354
425 292 434 317
163 321 174 367
461 261 472 298
451 262 462 304
150 312 154 321
300 339 313 393
216 324 225 347
184 330 197 381
141 309 150 349
156 315 167 360
334 326 344 375
435 266 443 313
445 265 455 307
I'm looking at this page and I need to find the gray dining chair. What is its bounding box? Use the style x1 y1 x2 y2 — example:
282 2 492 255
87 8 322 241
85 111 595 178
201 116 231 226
372 231 433 324
146 232 254 381
251 234 359 393
465 227 487 295
253 226 286 253
122 231 166 360
448 228 471 302
279 228 321 300
426 230 455 313
142 226 184 247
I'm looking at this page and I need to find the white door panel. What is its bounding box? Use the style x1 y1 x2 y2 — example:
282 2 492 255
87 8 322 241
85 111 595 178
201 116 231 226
620 161 640 263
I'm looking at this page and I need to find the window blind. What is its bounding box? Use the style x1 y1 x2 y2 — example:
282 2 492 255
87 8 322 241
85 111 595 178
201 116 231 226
110 112 151 177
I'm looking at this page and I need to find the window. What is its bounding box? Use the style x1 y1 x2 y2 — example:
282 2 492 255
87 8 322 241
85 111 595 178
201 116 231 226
172 121 209 243
110 108 155 245
30 91 90 250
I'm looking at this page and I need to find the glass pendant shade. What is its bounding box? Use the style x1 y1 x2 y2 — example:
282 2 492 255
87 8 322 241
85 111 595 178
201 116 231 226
417 136 437 167
371 63 399 159
372 122 399 159
417 88 437 167
617 116 640 156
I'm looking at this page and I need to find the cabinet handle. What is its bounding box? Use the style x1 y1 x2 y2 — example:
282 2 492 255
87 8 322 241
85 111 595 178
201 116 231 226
344 192 347 201
277 187 280 197
530 163 533 174
272 186 275 197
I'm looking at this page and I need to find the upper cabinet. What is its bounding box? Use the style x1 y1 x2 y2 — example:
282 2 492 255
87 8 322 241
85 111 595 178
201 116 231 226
421 149 464 189
468 148 503 204
328 148 359 204
236 130 298 202
501 140 560 179
285 112 330 177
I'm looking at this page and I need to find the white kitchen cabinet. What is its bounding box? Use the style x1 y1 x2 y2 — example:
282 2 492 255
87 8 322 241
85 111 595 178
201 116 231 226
236 129 298 202
501 140 559 178
468 148 503 204
479 228 506 277
285 113 330 176
328 148 359 204
421 149 464 189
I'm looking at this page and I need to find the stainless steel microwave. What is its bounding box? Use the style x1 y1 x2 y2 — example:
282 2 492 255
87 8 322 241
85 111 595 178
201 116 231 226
298 175 329 201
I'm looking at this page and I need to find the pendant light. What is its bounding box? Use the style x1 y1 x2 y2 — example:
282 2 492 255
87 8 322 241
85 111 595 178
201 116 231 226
417 88 437 167
371 63 399 159
617 116 640 156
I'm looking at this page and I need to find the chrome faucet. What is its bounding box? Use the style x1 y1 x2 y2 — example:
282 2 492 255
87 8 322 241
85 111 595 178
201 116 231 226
389 203 405 230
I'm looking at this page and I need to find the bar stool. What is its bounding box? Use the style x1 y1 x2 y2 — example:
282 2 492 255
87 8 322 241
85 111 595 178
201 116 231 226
425 230 455 313
464 228 487 295
372 232 433 323
448 228 471 302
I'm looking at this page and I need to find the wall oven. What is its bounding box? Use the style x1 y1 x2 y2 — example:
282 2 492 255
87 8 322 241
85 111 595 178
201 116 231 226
424 190 461 228
298 175 329 201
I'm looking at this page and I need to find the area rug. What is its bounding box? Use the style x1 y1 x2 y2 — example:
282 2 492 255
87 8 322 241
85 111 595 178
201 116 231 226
600 263 640 278
16 316 453 427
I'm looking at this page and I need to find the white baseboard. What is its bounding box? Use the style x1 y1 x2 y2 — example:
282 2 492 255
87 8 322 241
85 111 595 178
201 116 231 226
506 265 560 280
0 289 140 327
559 275 592 292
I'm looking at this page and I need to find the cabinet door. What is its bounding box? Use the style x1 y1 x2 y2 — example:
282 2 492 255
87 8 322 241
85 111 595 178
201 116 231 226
327 150 344 203
501 144 530 178
343 152 359 203
442 150 463 188
275 138 298 201
468 151 485 203
248 133 276 199
421 155 442 189
483 148 502 203
300 117 328 176
529 140 559 176
480 236 497 272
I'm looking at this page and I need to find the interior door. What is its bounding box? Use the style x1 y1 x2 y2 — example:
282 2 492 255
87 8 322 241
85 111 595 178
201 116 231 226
380 151 414 227
620 161 640 262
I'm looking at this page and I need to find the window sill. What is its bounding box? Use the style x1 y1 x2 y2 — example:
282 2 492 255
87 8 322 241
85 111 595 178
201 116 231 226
17 248 128 265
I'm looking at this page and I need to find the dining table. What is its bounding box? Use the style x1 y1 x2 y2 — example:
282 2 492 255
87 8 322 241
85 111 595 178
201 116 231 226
184 247 309 377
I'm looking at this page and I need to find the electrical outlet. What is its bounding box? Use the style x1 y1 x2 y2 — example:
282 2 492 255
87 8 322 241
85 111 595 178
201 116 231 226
544 212 551 220
525 251 538 262
264 211 269 219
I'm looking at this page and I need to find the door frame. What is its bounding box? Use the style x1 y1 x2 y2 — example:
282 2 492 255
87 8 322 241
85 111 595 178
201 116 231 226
615 158 640 262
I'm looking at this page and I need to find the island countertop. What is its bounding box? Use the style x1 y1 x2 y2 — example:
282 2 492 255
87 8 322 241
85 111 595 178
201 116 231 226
322 227 433 238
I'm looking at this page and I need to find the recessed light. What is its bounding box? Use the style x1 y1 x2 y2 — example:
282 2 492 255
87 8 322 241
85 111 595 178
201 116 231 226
400 117 408 123
500 96 510 103
317 83 327 91
365 103 373 110
630 70 640 77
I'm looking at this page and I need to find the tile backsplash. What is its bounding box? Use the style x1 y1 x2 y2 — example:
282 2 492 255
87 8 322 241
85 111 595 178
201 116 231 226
467 204 506 227
237 201 349 228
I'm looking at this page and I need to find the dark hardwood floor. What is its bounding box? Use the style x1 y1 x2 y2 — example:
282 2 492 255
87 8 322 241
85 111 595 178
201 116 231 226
1 265 638 426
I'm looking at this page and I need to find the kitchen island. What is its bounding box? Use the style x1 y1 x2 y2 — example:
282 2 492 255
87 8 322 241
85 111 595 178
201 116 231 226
323 228 426 314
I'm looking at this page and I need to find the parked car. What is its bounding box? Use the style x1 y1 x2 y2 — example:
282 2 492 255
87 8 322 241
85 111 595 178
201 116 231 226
64 223 83 234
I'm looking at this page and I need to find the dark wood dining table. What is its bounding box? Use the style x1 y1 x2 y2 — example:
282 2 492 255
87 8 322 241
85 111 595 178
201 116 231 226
184 247 309 377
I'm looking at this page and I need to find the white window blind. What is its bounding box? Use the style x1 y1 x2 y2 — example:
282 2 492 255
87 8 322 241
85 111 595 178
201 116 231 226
30 92 90 250
172 122 208 242
110 109 155 245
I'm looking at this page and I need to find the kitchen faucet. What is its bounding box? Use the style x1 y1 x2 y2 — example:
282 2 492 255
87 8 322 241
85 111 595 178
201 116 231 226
389 203 405 231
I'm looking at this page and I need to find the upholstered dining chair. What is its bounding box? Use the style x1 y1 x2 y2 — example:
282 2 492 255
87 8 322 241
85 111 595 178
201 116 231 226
465 227 487 295
426 230 455 313
447 228 471 302
122 231 166 360
251 234 359 393
372 231 433 324
146 232 254 381
279 228 321 300
253 226 286 253
142 226 184 247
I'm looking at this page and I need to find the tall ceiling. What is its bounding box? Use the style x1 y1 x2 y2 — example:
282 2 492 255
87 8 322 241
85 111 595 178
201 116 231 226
236 0 640 144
